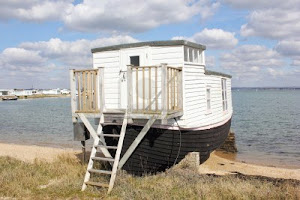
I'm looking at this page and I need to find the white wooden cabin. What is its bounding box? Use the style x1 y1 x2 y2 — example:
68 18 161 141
88 40 232 129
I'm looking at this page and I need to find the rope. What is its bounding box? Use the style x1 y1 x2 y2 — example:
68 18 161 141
173 118 182 166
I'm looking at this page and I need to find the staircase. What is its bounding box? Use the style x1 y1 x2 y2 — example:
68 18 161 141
81 115 127 194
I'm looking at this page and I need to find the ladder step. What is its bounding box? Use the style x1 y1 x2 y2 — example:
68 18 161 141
92 157 115 162
101 134 120 137
95 145 118 150
88 169 112 175
85 181 109 188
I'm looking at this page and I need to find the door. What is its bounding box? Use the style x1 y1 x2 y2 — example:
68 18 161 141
120 49 147 109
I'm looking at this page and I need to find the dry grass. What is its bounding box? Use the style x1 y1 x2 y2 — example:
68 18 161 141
0 154 299 200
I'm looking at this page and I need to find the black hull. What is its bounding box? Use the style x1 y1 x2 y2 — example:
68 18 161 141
103 118 231 176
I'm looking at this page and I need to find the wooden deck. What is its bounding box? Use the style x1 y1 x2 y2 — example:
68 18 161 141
70 64 183 122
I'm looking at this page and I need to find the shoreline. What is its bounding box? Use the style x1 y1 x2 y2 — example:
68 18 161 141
0 142 299 181
215 151 300 169
0 94 70 100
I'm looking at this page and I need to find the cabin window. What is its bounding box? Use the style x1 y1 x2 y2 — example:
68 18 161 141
189 48 193 62
184 46 189 62
206 86 211 112
184 46 202 63
221 79 228 111
194 49 199 63
130 56 140 66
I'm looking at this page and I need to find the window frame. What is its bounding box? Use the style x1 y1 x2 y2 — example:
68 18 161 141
221 78 228 112
184 46 203 64
206 85 212 114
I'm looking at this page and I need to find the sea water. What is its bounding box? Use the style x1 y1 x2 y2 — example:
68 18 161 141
0 90 299 167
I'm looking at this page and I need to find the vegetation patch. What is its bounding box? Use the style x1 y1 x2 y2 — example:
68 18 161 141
0 155 299 199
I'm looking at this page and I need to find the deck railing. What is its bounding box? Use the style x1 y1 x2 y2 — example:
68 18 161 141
127 64 183 117
70 68 104 114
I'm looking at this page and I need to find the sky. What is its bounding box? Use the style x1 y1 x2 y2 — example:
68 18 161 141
0 0 299 89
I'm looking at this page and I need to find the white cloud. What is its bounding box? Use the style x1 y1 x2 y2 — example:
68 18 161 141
222 0 299 9
0 0 73 22
1 48 46 67
0 35 138 88
173 28 238 49
241 8 300 40
62 0 219 32
275 39 300 66
19 35 138 67
220 45 284 81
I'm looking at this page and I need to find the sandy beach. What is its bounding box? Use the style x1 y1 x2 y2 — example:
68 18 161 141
0 142 299 181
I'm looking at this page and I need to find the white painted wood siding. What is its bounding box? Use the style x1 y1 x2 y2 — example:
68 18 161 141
176 66 232 128
150 46 183 67
93 51 120 109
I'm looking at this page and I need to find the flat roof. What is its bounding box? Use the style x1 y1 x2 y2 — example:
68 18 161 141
205 70 232 78
91 40 206 53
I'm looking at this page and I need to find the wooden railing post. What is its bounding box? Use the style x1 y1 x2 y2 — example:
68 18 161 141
98 67 105 114
127 65 133 115
178 69 183 110
161 63 168 124
70 69 77 122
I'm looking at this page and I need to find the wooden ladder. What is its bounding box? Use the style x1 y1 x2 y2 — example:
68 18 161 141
81 115 128 194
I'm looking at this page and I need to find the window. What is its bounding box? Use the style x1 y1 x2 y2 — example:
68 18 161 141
194 49 199 63
206 87 211 112
184 46 202 63
184 46 189 62
221 79 227 111
130 56 140 66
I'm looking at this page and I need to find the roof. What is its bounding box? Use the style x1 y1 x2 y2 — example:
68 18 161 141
205 70 232 78
91 40 206 53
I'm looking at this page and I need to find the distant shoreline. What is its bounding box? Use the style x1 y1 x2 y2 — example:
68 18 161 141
232 87 300 90
0 94 70 100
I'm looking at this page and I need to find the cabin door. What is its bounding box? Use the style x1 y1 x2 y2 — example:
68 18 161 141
120 50 147 109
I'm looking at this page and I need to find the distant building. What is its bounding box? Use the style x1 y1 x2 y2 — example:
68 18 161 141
14 89 33 96
60 89 70 94
42 88 60 95
0 89 11 96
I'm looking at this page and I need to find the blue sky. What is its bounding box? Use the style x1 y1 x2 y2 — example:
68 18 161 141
0 0 299 89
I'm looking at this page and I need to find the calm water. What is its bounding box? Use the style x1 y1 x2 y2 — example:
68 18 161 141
231 89 300 168
0 90 299 167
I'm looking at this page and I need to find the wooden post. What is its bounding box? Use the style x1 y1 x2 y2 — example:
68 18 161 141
98 67 104 112
127 65 133 115
148 67 151 111
161 64 168 124
142 67 145 112
70 69 77 122
178 69 183 110
77 72 81 111
155 66 158 111
82 72 86 111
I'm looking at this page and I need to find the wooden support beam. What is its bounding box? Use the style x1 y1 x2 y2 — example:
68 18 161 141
98 67 105 122
161 64 168 124
127 65 133 115
127 65 133 124
118 116 156 169
78 113 112 159
70 69 77 123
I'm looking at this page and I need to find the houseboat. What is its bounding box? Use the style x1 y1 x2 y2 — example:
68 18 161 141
70 40 232 193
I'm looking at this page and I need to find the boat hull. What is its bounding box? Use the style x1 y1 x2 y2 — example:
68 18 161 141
103 118 231 176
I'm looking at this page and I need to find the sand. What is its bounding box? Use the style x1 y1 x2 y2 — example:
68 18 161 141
0 142 80 162
199 151 300 180
0 142 299 181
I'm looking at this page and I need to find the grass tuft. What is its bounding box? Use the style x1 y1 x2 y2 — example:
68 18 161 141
0 155 299 199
